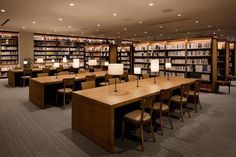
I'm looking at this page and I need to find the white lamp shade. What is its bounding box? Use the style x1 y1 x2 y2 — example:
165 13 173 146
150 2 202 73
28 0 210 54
104 61 109 66
37 58 44 63
53 62 60 68
108 64 124 75
88 59 97 66
165 62 172 69
73 59 80 68
150 59 159 72
62 57 67 63
51 59 55 63
134 67 141 74
23 61 28 65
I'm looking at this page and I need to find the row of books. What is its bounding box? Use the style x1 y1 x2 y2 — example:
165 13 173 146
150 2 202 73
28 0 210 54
187 42 211 49
1 46 18 50
118 52 129 56
168 51 185 56
0 51 18 55
1 61 18 64
117 47 131 52
187 59 209 65
1 56 18 60
166 43 185 50
1 39 18 45
187 50 211 56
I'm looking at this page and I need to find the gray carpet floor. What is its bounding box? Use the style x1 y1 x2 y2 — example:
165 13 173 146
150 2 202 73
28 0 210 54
0 79 236 157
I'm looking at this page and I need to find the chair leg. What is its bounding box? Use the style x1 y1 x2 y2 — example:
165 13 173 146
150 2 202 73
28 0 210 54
194 96 198 113
63 93 66 108
121 120 125 141
198 95 202 110
150 122 156 142
168 111 173 130
140 123 144 151
180 103 184 122
159 112 163 135
186 103 191 118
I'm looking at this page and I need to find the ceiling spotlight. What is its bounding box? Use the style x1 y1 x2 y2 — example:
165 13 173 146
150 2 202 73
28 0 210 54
208 25 212 28
175 29 178 32
149 3 154 6
117 32 120 34
178 13 181 17
160 34 163 36
187 32 190 34
195 20 199 23
97 24 100 27
139 21 143 24
97 29 99 32
0 28 3 31
134 34 137 36
124 28 127 31
69 3 74 6
59 18 63 21
22 26 26 29
144 31 147 34
1 9 6 13
54 29 57 32
160 25 163 28
113 13 117 16
218 29 221 31
68 26 71 29
33 21 36 24
213 32 216 35
220 34 223 37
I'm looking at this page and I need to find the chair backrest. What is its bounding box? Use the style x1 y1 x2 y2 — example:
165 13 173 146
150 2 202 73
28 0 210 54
142 73 149 79
85 75 96 81
159 88 172 110
181 83 190 100
56 67 63 73
23 68 32 77
59 71 69 75
42 67 50 73
63 78 75 90
81 81 96 90
37 73 49 77
128 75 137 81
108 77 121 85
79 69 86 73
140 95 154 122
120 71 128 82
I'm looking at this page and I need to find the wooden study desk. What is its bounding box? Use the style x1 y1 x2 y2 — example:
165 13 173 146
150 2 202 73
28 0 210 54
29 71 106 109
72 77 196 153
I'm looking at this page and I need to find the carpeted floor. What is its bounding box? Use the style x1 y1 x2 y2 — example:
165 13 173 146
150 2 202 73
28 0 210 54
0 79 236 157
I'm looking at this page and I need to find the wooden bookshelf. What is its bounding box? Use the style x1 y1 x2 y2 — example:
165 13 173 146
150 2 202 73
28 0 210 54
84 44 110 69
229 42 235 76
0 31 19 78
217 41 227 80
117 45 132 72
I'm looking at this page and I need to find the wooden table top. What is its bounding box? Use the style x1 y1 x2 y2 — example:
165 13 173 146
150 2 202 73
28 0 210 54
30 71 106 85
73 77 197 108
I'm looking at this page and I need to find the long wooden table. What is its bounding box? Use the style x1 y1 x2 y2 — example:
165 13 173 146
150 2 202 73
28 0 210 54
29 71 106 109
72 77 196 153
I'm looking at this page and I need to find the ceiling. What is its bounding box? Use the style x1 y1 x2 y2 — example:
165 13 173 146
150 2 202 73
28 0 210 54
1 0 236 41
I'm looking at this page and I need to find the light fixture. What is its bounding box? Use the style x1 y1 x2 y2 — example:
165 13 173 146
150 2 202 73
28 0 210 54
117 32 120 34
160 25 163 28
22 26 26 29
150 59 159 83
134 67 141 87
23 61 28 65
97 29 100 32
97 24 100 27
134 34 137 36
195 20 199 23
73 59 80 75
69 3 74 6
208 25 212 28
218 29 221 32
220 34 224 37
113 13 117 16
59 18 63 21
175 29 178 32
33 21 36 24
54 29 57 32
160 34 163 36
149 3 154 6
1 9 6 13
187 32 190 34
213 32 216 35
51 59 55 63
108 64 124 92
0 28 3 31
124 28 127 31
68 26 71 28
36 58 44 64
144 31 147 34
178 13 181 17
139 21 143 24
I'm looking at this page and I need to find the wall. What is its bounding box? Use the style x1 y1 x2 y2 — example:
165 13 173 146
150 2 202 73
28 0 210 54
19 32 34 66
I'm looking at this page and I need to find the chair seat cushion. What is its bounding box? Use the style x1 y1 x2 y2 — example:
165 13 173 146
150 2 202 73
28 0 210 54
99 82 107 86
124 110 151 122
21 76 31 79
185 90 199 96
153 102 169 111
57 88 73 93
171 95 187 102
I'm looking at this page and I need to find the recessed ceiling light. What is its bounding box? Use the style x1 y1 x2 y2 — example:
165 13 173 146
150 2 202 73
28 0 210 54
134 34 137 36
33 21 36 24
0 28 3 31
208 25 212 28
97 24 100 27
69 3 74 6
218 29 221 32
139 21 143 24
113 13 117 16
187 32 190 34
68 26 71 29
195 20 199 23
178 13 181 17
175 29 178 32
149 3 154 6
144 31 147 34
97 29 100 32
117 32 120 34
213 32 216 35
124 28 127 31
59 18 63 21
160 34 163 36
22 26 26 29
1 9 6 13
54 30 57 32
220 34 223 37
160 25 163 28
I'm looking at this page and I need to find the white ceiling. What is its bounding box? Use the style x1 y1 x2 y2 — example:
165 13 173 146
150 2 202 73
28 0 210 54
1 0 236 41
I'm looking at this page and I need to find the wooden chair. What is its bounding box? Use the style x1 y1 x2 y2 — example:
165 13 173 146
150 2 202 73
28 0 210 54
185 81 202 112
122 95 156 151
108 77 121 85
215 77 231 94
42 67 50 73
128 75 137 82
56 78 75 108
85 75 96 81
59 71 69 75
21 68 32 87
81 81 96 90
153 89 173 135
99 74 112 86
170 84 191 122
142 73 149 79
120 71 128 82
37 73 49 77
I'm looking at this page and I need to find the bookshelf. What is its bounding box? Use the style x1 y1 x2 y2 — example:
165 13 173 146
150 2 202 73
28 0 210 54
0 32 19 78
229 42 235 76
217 41 227 80
84 44 110 69
117 45 132 72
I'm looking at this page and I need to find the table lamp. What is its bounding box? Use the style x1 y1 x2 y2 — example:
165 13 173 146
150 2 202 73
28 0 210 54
37 58 44 64
165 61 172 80
23 61 28 65
108 63 124 92
151 59 159 83
134 67 141 87
53 62 60 78
88 59 97 74
73 59 80 75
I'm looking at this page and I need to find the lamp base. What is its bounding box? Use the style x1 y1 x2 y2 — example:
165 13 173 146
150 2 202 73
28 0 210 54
109 90 129 96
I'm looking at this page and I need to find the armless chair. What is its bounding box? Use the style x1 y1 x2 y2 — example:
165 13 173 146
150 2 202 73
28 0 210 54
153 88 173 135
81 81 96 90
85 75 96 81
122 95 156 151
99 74 112 86
21 68 32 87
56 78 75 108
128 75 137 82
215 77 231 94
37 73 49 77
170 84 191 122
185 80 202 112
